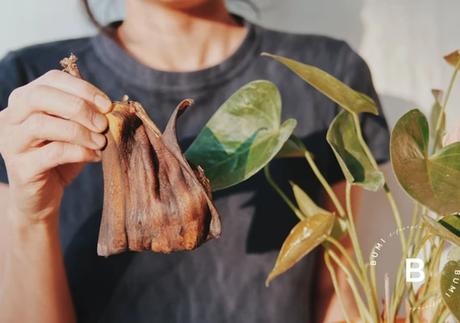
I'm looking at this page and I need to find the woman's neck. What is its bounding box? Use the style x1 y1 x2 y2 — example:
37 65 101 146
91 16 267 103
117 0 247 72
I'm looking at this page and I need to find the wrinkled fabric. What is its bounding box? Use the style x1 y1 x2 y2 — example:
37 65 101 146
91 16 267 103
0 18 389 323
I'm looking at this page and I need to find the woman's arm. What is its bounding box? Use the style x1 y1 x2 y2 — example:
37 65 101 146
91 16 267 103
0 191 76 323
0 70 111 323
315 180 363 323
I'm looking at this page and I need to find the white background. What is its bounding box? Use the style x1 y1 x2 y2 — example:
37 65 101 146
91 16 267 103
2 0 460 308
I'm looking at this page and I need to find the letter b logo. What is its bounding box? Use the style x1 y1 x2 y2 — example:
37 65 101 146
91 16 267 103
406 258 425 283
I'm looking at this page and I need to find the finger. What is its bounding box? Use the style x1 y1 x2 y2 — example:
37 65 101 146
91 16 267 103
25 141 101 175
8 85 108 132
33 70 112 113
15 113 106 152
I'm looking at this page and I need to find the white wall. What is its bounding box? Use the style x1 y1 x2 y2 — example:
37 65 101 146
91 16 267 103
2 0 459 311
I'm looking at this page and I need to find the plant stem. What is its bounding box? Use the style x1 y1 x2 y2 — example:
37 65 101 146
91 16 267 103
421 239 445 300
432 295 447 323
345 182 365 267
263 165 305 221
389 204 419 320
399 203 420 308
384 273 390 323
351 113 407 256
324 252 352 323
436 305 449 323
325 236 364 285
327 249 374 323
345 182 379 322
383 183 408 255
432 58 460 151
350 112 408 257
303 151 346 218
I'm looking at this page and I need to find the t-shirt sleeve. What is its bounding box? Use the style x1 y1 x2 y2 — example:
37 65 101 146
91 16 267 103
325 42 390 184
0 52 27 184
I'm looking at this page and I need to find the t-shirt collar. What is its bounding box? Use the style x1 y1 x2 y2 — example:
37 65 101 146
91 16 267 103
91 16 259 92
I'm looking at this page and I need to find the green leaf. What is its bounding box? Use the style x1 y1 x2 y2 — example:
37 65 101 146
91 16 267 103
276 135 307 158
266 212 334 286
440 260 460 321
444 50 460 67
440 214 460 241
326 110 384 191
185 80 296 191
429 89 445 149
391 109 460 215
290 181 329 217
289 181 346 240
262 53 378 115
423 214 460 246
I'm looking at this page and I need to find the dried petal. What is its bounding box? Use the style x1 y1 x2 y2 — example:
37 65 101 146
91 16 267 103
60 54 221 257
98 99 221 256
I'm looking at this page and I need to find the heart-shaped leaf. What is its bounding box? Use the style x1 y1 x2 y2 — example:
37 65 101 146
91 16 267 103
440 214 460 241
440 260 460 321
444 50 460 67
423 214 460 246
186 80 296 191
262 53 378 115
290 181 329 217
266 212 334 286
327 110 384 191
391 109 460 215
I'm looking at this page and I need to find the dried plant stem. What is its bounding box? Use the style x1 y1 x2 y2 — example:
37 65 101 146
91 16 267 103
324 252 352 323
60 54 82 78
263 165 305 221
304 151 346 218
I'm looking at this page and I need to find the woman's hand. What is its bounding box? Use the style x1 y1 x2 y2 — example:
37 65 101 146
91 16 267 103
0 69 112 225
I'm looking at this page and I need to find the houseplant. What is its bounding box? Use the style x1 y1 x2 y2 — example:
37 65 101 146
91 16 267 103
186 50 460 322
260 51 460 322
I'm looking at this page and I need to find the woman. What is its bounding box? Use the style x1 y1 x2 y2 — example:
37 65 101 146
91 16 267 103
0 1 390 322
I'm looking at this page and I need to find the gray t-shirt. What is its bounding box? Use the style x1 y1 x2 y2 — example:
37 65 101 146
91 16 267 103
0 19 389 323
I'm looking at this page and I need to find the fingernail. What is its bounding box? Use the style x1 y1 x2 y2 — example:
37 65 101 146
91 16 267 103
95 94 112 113
91 132 106 148
93 113 108 131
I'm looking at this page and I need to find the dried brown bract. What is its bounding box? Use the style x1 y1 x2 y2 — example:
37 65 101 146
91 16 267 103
60 55 221 257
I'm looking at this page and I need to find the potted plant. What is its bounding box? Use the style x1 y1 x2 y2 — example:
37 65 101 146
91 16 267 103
186 50 460 322
259 52 460 322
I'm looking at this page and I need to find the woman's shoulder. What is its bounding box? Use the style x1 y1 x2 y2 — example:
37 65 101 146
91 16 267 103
0 37 94 107
0 37 93 83
257 24 350 56
254 23 367 77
